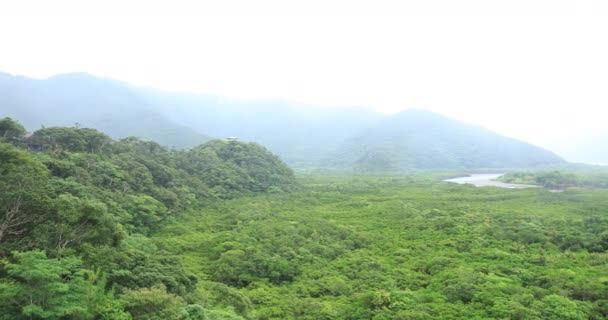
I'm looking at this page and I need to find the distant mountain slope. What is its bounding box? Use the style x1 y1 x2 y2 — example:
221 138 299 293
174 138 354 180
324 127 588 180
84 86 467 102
0 72 382 164
138 90 383 166
0 72 569 168
0 72 210 148
324 109 565 170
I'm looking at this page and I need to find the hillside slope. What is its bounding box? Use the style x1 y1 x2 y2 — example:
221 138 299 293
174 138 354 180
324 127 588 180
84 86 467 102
139 90 383 166
0 72 210 148
0 72 383 164
0 119 296 318
325 109 565 170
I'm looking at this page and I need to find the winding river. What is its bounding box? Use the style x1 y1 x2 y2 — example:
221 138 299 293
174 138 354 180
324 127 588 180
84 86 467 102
443 173 539 189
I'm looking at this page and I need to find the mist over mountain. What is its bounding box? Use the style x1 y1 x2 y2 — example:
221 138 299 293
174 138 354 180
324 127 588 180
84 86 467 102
556 131 608 165
139 90 383 165
324 109 565 170
0 72 383 165
0 72 210 148
1 72 568 169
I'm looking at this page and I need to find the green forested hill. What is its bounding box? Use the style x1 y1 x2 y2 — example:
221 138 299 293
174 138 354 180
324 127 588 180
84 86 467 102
0 117 296 319
0 72 571 169
0 72 210 148
324 109 565 171
1 117 607 319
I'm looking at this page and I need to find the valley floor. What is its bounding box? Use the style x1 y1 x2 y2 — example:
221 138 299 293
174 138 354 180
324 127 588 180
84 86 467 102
154 174 608 319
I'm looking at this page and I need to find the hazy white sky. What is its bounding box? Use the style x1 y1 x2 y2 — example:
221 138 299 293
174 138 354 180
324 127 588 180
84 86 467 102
1 0 607 157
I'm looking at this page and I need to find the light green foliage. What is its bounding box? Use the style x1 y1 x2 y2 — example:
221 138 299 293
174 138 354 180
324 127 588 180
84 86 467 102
155 174 608 319
533 294 590 319
0 117 26 144
120 286 188 320
0 250 114 319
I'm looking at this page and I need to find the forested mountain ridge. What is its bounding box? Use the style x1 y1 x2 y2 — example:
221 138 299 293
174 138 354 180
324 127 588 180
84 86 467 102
0 72 210 149
0 117 296 319
324 109 565 170
0 71 383 165
1 72 568 170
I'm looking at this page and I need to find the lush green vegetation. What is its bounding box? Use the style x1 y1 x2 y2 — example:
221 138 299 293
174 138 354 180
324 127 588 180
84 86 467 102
0 117 295 319
500 170 608 189
152 175 608 319
147 176 608 319
1 116 607 319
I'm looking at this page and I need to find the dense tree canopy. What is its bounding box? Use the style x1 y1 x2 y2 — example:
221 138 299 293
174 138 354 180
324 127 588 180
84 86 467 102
0 143 49 245
0 119 296 319
501 170 608 189
1 117 606 319
0 117 26 143
155 174 608 319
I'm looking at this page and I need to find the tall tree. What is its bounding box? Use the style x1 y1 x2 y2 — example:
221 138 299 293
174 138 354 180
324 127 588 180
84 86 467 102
0 143 49 250
0 117 26 143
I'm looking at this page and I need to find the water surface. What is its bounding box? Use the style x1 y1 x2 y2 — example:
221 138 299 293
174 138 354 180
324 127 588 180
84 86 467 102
444 173 538 189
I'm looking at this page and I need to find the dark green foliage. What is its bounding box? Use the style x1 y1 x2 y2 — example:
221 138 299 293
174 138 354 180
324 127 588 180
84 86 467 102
84 234 198 297
0 143 50 248
0 119 296 319
29 126 114 154
179 141 297 197
501 170 608 189
0 117 26 144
